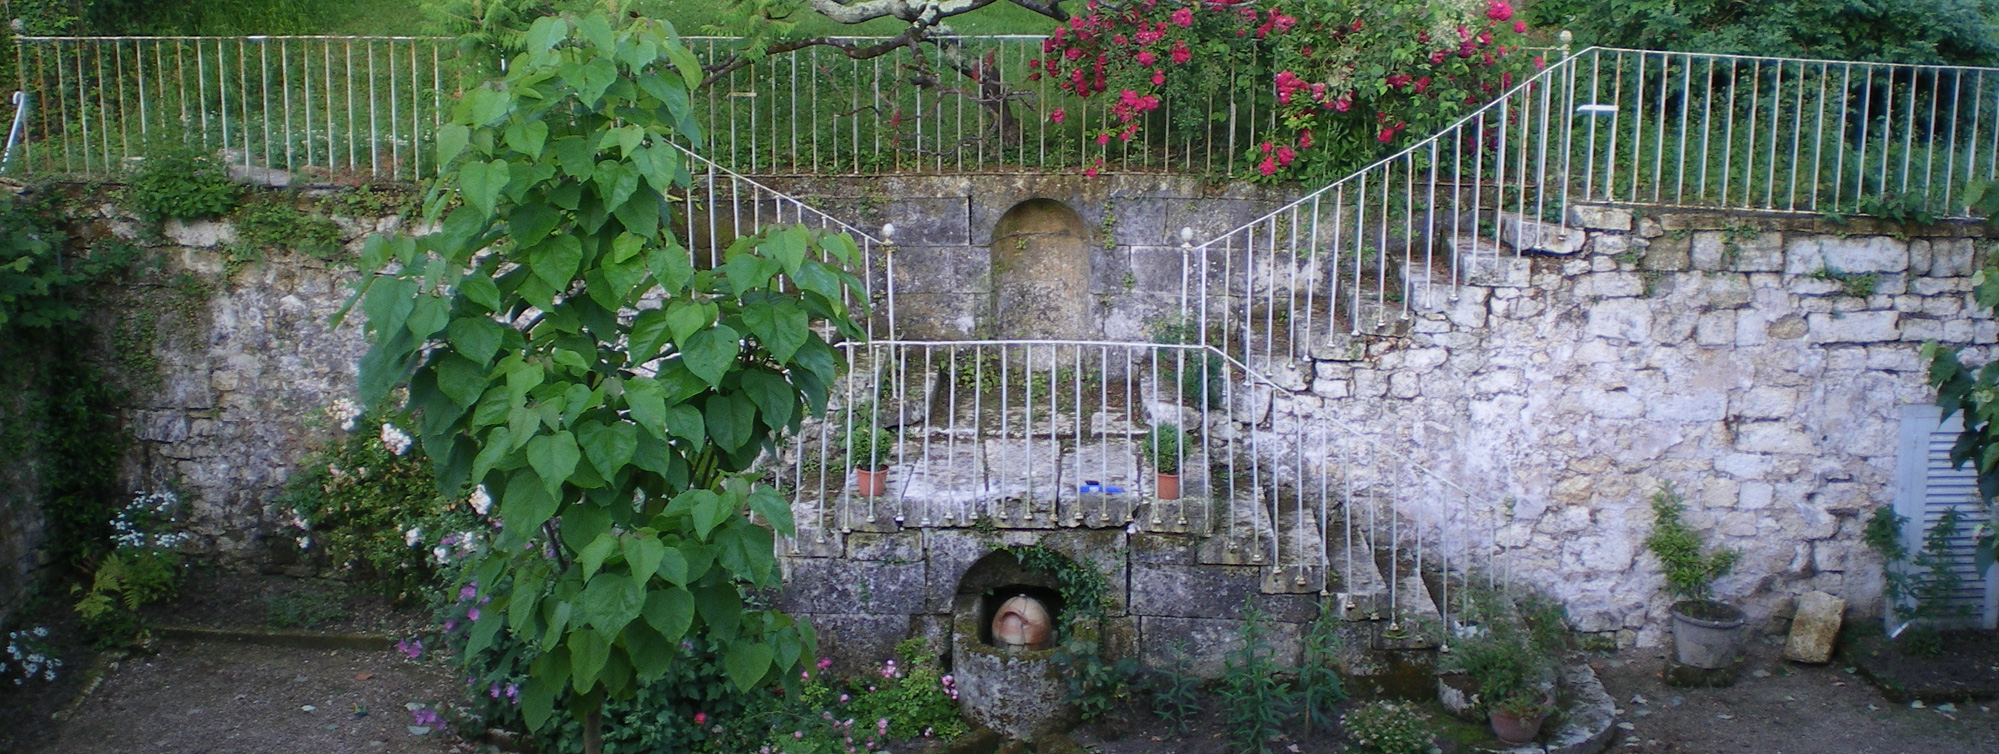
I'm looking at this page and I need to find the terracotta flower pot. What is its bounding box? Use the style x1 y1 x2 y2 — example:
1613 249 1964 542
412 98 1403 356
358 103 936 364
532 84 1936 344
1489 705 1550 745
1155 472 1180 500
855 467 889 497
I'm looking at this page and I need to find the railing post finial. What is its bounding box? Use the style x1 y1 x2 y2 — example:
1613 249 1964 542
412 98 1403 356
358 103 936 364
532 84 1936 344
1558 30 1573 57
1179 226 1194 246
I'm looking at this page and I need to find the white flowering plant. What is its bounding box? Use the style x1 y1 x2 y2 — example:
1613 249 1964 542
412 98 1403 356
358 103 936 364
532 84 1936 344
1 627 61 686
73 490 189 646
280 408 464 602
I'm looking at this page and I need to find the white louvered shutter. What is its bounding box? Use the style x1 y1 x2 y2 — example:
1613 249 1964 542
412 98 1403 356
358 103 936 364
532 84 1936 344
1891 405 1999 631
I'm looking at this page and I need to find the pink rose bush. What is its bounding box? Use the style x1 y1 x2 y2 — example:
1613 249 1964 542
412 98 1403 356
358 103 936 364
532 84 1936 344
1035 0 1538 182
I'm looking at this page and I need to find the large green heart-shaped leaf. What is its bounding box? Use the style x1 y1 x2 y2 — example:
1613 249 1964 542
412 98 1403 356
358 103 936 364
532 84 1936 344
724 642 774 693
681 325 740 387
459 159 511 217
526 431 580 495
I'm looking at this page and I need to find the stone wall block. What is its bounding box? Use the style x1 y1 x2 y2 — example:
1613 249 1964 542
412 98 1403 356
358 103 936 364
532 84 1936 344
1138 616 1302 677
1568 204 1634 231
1787 236 1909 275
1930 238 1978 277
780 558 927 614
1806 311 1899 343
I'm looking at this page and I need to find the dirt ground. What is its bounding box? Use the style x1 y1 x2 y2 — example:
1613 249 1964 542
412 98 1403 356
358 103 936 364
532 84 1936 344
27 638 473 754
1593 639 1999 754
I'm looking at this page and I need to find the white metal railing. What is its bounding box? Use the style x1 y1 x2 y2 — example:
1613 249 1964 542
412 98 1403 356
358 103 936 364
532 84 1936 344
672 143 895 340
11 36 457 181
1194 46 1999 368
771 338 1516 623
4 90 27 172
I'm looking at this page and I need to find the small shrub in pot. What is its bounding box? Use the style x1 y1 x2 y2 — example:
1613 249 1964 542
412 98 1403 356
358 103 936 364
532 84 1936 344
1644 483 1746 671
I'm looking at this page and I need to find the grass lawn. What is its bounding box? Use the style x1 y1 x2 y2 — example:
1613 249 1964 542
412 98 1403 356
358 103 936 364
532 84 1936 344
318 0 1057 36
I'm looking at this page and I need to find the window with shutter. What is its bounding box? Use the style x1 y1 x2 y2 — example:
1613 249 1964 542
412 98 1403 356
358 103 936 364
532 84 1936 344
1890 405 1999 632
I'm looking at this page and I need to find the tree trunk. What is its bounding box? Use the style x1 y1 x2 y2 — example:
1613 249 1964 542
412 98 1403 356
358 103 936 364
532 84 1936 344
583 707 603 754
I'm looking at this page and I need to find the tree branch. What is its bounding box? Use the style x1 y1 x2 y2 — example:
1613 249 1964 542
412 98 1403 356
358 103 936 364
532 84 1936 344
702 27 926 88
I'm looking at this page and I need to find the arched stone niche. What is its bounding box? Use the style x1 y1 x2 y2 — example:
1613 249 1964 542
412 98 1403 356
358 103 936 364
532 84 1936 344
990 198 1097 340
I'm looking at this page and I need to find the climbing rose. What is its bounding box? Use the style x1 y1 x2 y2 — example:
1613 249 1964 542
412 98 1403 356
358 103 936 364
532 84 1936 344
1487 0 1513 21
1171 7 1192 26
695 712 708 726
1152 70 1166 85
1136 50 1156 66
1171 41 1192 64
1257 156 1278 176
1050 108 1066 124
1514 19 1527 33
1378 126 1396 143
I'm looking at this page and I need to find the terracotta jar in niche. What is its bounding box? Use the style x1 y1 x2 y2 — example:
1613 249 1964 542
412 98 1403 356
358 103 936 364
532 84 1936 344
991 595 1053 651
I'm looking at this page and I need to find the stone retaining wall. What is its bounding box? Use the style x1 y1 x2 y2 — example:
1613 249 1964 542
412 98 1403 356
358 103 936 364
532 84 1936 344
1257 207 1995 647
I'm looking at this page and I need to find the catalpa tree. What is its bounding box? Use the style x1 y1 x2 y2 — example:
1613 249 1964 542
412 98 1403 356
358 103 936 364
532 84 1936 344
344 10 866 752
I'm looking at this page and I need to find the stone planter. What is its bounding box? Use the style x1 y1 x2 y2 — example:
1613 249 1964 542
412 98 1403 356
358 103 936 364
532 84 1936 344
951 593 1079 741
1670 600 1746 670
855 467 889 497
1154 472 1180 501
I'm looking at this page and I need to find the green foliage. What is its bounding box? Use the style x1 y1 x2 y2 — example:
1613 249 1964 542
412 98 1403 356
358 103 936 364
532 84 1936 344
1001 544 1113 627
1921 262 1999 580
846 424 897 470
234 194 346 261
1812 267 1879 298
126 141 241 221
1528 0 1999 66
10 0 334 34
1296 606 1347 734
263 589 351 629
1863 505 1909 563
1855 192 1939 229
350 10 867 741
1340 700 1434 754
1143 423 1189 475
278 412 452 601
0 190 141 334
1642 483 1739 604
1870 504 1971 644
442 601 760 754
1219 600 1297 754
33 356 132 565
1053 632 1142 722
1148 641 1203 735
1439 586 1565 714
73 490 189 647
842 638 968 741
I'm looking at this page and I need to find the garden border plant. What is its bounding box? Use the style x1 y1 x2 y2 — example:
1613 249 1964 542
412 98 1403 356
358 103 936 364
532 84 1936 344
346 10 869 753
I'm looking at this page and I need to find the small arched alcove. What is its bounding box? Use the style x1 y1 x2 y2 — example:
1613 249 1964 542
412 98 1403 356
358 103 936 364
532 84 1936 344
954 550 1069 648
990 199 1096 339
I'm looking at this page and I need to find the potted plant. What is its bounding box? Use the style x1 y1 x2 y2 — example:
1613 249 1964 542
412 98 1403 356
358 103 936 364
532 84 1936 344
1488 689 1555 744
1643 484 1745 670
848 424 897 497
1141 423 1188 500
